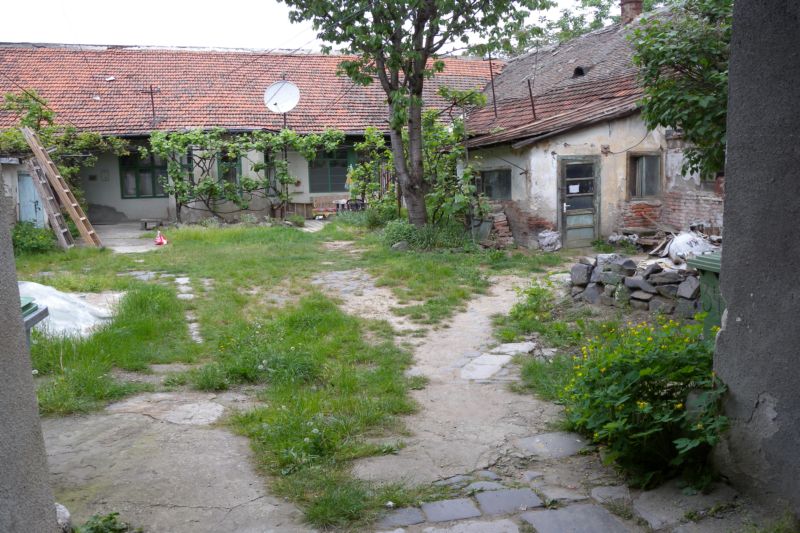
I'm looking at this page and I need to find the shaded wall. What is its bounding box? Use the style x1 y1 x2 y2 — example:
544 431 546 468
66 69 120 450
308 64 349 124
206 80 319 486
0 222 57 531
714 0 800 513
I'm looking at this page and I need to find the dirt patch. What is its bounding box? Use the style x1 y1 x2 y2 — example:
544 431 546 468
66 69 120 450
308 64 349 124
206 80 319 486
311 269 419 333
352 275 563 485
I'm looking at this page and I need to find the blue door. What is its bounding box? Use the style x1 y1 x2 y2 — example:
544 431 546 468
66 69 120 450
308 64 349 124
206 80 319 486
18 173 46 227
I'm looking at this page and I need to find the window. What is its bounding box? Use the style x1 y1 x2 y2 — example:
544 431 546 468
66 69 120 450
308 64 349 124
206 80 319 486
309 149 351 193
218 152 242 185
120 152 167 198
628 154 661 198
477 168 512 200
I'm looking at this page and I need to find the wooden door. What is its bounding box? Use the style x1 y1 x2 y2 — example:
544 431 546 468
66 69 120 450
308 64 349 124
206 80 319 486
559 157 599 248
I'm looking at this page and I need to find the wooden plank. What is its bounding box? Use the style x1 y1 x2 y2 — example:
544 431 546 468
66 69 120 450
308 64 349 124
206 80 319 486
25 159 74 250
20 127 102 247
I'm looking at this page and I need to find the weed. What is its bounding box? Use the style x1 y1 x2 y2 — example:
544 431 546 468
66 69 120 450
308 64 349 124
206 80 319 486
513 355 573 402
287 213 306 227
12 222 56 255
605 500 635 520
75 512 142 533
31 285 197 414
745 512 800 533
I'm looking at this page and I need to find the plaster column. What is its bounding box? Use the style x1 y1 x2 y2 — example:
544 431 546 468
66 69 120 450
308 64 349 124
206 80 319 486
714 1 800 513
0 222 57 531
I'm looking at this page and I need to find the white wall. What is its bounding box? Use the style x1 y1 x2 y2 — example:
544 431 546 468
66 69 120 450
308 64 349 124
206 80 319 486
472 113 667 237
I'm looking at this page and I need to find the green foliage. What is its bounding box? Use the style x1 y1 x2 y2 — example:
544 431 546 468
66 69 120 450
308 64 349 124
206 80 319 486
11 222 56 255
287 213 306 227
148 128 344 221
282 0 553 226
75 512 142 533
1 90 128 208
631 0 732 178
563 318 727 487
381 219 469 251
227 295 426 527
540 0 663 44
32 285 197 414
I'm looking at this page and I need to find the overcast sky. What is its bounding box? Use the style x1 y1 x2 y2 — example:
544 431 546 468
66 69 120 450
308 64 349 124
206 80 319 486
1 0 589 51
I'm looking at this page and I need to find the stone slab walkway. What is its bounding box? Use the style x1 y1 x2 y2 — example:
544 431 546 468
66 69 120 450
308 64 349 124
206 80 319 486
43 392 310 532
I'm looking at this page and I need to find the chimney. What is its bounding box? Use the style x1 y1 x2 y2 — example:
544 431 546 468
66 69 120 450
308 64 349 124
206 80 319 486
621 0 643 24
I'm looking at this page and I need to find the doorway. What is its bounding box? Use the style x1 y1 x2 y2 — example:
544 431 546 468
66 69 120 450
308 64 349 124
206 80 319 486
559 157 599 248
18 172 45 227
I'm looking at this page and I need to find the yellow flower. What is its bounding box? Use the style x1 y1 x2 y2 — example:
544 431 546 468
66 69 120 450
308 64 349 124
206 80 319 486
600 367 606 373
646 337 653 342
675 403 683 409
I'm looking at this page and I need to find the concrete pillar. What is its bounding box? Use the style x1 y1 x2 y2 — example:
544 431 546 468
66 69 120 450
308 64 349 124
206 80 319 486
714 1 800 513
0 221 57 530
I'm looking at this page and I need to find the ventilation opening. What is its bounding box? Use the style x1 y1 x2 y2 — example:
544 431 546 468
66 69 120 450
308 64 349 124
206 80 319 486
573 66 586 77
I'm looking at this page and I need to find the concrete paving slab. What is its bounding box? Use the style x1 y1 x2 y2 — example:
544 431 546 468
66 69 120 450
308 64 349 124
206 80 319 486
514 432 587 459
632 480 738 530
474 470 500 480
377 507 425 528
420 518 520 532
591 485 631 503
475 488 542 515
520 503 633 533
465 481 505 492
489 342 535 355
536 485 589 503
421 498 482 522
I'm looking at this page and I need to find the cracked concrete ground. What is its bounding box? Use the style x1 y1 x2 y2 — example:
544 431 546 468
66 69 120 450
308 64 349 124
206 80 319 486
353 276 563 485
43 392 311 532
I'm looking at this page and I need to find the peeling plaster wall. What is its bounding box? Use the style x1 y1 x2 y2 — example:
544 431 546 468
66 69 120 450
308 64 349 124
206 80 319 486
473 113 666 239
713 1 800 513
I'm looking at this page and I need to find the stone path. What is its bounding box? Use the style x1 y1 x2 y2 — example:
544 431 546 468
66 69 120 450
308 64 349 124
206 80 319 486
43 392 310 532
298 219 328 233
95 223 157 254
351 275 767 532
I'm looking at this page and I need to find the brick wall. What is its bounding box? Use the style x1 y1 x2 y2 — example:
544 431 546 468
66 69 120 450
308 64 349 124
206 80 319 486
500 200 555 248
661 189 724 231
620 200 663 230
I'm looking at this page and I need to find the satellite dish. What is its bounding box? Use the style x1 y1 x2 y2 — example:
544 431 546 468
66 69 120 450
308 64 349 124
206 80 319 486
264 81 300 114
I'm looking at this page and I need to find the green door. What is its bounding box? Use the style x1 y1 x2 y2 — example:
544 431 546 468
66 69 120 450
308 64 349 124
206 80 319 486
559 157 600 248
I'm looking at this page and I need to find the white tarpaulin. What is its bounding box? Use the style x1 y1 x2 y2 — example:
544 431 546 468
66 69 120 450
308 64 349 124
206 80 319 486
17 281 120 337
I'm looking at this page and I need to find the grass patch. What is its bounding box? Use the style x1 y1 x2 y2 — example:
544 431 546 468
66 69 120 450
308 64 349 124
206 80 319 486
221 294 443 528
32 285 198 414
513 355 574 401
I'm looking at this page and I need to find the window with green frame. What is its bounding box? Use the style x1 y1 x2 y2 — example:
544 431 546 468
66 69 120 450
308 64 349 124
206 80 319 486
120 152 168 199
218 152 242 185
309 149 353 193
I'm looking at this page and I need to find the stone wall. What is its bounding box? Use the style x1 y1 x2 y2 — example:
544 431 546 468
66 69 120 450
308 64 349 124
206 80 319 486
569 254 700 317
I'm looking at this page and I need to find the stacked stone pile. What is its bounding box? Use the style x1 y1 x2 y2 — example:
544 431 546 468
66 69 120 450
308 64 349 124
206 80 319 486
570 254 700 317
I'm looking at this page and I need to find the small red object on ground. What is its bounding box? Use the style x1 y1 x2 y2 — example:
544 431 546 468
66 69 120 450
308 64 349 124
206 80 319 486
154 231 168 246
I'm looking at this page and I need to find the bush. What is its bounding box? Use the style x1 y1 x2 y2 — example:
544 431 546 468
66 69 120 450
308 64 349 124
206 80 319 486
11 222 56 255
562 318 727 488
287 214 306 227
381 219 467 250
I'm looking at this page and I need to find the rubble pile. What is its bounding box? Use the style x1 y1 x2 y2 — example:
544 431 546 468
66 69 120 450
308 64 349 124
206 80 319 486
569 254 701 317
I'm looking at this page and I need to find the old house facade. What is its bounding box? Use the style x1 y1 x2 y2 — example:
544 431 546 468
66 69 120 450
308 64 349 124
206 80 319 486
0 44 497 224
466 7 723 248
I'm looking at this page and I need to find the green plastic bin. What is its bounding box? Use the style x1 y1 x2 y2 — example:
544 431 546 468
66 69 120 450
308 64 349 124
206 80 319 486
687 252 725 338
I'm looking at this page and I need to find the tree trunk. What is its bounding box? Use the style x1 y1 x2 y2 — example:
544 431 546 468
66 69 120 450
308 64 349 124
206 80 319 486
388 101 428 227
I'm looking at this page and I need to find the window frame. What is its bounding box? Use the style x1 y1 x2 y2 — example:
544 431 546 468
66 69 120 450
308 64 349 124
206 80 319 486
477 167 513 201
308 148 355 194
217 151 243 186
627 152 663 199
119 151 169 199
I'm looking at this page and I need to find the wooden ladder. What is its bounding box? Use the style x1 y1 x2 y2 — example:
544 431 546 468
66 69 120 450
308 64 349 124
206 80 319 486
20 127 102 247
25 158 75 250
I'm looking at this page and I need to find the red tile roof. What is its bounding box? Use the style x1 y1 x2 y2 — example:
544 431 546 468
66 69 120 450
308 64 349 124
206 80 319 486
467 22 645 148
0 44 500 136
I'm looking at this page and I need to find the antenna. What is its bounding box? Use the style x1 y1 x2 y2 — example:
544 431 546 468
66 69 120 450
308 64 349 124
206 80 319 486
264 80 300 114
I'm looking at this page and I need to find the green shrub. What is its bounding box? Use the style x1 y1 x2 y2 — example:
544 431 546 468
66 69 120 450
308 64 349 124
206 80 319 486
12 222 56 255
562 318 727 488
381 219 467 250
287 213 306 227
75 512 142 533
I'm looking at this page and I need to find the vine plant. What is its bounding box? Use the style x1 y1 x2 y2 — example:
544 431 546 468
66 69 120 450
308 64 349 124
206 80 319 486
148 128 343 221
